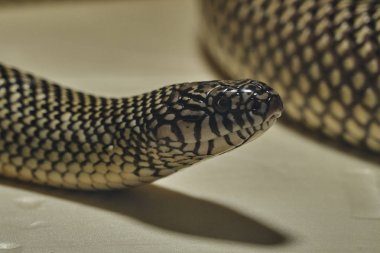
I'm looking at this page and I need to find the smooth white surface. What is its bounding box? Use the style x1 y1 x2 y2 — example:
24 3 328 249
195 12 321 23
0 1 379 252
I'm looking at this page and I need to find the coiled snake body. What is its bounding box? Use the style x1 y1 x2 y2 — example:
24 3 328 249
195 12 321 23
201 0 380 154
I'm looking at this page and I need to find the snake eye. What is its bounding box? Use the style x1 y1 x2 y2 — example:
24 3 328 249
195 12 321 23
214 96 231 113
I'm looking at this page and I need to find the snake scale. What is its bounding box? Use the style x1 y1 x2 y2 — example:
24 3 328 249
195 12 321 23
1 0 379 189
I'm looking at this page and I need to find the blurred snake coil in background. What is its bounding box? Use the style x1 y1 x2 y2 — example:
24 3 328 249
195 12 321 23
201 0 380 156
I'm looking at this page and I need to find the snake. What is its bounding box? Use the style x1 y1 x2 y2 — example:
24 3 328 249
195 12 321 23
1 0 379 189
201 0 380 155
0 63 283 189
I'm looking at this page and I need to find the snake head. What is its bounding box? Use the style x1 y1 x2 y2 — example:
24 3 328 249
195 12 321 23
150 79 283 161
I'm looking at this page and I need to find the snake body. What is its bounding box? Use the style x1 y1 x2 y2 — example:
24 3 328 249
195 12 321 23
201 0 380 154
0 63 282 189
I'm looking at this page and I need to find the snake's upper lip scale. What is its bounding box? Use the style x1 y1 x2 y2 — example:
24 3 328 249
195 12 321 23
266 93 283 120
269 111 282 120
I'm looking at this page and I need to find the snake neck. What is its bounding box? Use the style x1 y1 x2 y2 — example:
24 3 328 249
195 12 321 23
0 64 191 188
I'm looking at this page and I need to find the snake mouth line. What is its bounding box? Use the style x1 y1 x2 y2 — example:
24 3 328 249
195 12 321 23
200 117 278 156
187 115 279 146
232 116 279 141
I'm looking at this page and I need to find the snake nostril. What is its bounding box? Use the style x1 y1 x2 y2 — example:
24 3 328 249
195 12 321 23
253 100 261 111
247 99 261 111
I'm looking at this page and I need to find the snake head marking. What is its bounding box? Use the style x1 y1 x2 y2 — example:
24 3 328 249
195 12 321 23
151 79 283 158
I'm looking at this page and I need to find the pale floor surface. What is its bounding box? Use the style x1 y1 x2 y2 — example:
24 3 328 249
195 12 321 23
0 1 379 252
